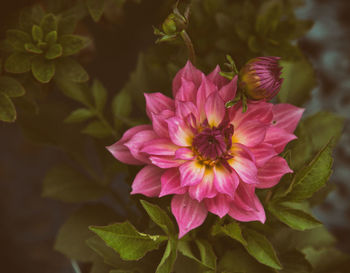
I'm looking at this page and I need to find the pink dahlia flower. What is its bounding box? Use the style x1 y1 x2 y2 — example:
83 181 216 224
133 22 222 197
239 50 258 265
240 56 283 100
107 61 303 238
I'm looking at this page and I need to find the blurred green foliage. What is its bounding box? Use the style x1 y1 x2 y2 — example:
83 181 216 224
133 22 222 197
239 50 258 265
0 0 348 273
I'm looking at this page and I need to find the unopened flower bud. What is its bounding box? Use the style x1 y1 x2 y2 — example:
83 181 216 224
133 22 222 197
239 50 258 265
239 56 283 100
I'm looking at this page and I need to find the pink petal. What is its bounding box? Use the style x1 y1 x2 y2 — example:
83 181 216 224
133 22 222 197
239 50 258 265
230 101 273 128
179 160 205 187
131 165 163 197
144 92 175 119
265 126 297 153
233 120 267 147
175 100 199 122
228 185 266 223
228 144 258 184
171 194 208 238
205 194 230 218
219 75 238 103
272 104 304 133
141 138 178 156
189 170 217 202
172 61 203 98
249 143 277 167
160 168 187 197
124 130 157 163
150 155 183 168
175 148 195 160
151 110 174 138
196 74 218 122
207 65 229 89
106 125 152 165
205 92 225 128
175 78 197 103
166 117 194 147
257 156 293 189
213 165 239 198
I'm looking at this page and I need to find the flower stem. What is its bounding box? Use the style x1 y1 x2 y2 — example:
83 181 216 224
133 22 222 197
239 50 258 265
180 30 196 64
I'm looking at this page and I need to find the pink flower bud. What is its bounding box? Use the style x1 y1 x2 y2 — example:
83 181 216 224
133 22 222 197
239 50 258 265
240 56 283 100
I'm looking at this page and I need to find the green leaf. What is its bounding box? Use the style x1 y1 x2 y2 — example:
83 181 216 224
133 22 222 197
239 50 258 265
243 228 282 270
286 141 333 201
45 43 63 60
303 111 344 151
178 240 216 270
278 59 316 106
0 76 25 97
218 248 274 273
140 200 175 235
0 93 16 122
255 0 282 35
60 34 90 56
6 29 31 51
156 239 178 273
87 0 106 22
55 57 89 83
112 90 132 118
24 43 43 54
64 108 95 123
19 5 45 33
32 25 43 42
55 204 118 262
211 221 247 246
5 53 32 73
279 250 312 273
57 81 90 106
196 240 217 271
82 121 111 138
90 221 167 261
42 165 107 203
92 79 107 111
45 30 58 44
87 236 142 271
31 56 55 83
268 202 321 231
40 13 58 35
302 247 349 273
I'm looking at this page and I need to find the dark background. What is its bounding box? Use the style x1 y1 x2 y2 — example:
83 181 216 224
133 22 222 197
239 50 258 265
0 0 349 272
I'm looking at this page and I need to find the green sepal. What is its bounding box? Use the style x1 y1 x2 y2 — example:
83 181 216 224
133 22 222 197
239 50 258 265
64 108 95 123
140 200 175 235
60 34 90 56
31 56 55 83
0 76 25 97
0 93 16 122
45 43 63 60
6 29 31 51
25 43 43 54
32 24 43 42
5 53 32 74
90 221 167 261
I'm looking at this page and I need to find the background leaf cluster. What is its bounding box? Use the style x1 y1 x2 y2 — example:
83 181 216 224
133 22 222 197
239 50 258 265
0 0 348 273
